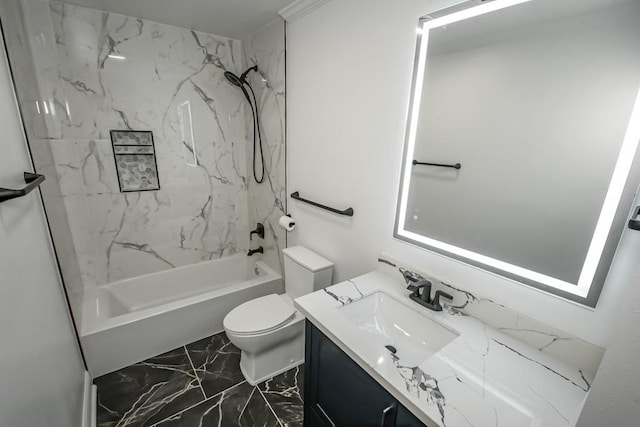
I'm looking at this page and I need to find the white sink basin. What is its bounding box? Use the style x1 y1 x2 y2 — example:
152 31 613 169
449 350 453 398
339 292 459 366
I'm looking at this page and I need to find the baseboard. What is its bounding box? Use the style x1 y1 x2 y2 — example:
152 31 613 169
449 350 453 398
82 371 96 427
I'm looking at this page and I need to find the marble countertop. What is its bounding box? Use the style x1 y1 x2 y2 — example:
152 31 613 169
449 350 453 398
294 271 589 427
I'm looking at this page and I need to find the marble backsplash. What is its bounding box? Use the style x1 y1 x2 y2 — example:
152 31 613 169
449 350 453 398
34 3 286 286
377 254 605 382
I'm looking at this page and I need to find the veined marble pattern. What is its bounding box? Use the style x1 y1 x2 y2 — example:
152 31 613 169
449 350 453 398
185 333 245 398
242 19 287 275
297 272 592 427
156 382 280 427
94 347 204 427
258 365 305 427
45 2 255 286
95 332 304 427
376 255 605 382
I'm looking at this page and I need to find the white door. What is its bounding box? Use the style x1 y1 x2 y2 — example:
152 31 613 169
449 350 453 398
0 28 87 427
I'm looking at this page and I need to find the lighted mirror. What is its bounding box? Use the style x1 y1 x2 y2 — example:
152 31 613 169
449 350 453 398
395 0 640 306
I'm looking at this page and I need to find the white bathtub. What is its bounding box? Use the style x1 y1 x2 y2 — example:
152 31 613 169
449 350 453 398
81 254 283 377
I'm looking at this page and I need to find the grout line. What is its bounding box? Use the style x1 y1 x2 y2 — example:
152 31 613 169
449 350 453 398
150 381 248 427
238 387 256 420
258 387 284 427
184 345 207 400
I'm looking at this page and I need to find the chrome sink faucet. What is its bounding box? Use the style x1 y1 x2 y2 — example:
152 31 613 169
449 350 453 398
407 279 453 312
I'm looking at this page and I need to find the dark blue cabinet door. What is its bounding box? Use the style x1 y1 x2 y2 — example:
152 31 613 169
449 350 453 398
396 404 425 427
304 321 398 427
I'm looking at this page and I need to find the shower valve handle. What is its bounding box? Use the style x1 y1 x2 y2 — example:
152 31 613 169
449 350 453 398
250 223 265 240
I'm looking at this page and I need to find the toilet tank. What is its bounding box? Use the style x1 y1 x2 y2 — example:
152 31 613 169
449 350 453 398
282 246 333 299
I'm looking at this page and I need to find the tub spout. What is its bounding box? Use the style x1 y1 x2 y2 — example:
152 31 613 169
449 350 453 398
248 246 263 256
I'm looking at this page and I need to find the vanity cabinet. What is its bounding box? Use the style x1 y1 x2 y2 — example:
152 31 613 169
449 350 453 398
304 321 425 427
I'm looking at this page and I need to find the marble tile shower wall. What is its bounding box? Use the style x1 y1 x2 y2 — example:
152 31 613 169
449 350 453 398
41 2 287 287
242 20 287 274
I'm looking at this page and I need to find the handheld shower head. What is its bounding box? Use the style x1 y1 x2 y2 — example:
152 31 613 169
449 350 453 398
224 70 251 103
224 65 258 87
224 71 244 87
223 65 265 185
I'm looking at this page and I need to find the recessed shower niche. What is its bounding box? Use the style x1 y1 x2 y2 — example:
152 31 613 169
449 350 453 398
110 130 160 192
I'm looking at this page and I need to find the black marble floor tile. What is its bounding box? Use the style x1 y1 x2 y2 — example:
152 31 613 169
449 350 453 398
155 381 280 427
185 332 245 398
259 365 305 427
94 347 205 427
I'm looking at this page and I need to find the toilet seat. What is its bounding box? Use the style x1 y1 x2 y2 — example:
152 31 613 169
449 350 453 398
224 294 295 336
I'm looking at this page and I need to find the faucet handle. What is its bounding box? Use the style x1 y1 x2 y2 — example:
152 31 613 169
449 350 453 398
409 280 433 304
430 290 453 311
407 278 431 292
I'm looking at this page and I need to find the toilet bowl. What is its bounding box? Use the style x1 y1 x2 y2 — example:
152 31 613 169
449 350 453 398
224 294 305 385
223 246 333 385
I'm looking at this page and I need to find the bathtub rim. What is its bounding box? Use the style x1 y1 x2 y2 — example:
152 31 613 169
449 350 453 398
81 257 281 336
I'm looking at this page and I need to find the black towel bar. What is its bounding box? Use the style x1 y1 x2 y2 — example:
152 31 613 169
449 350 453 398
290 191 354 217
0 172 45 204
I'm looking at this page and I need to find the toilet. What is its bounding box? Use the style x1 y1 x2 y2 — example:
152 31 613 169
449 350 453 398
223 246 334 385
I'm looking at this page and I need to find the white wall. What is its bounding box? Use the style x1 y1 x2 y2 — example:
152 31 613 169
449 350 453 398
286 0 639 348
0 26 87 427
0 0 86 331
577 211 640 425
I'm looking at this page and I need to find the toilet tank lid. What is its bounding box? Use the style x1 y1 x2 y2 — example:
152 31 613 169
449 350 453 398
283 246 333 272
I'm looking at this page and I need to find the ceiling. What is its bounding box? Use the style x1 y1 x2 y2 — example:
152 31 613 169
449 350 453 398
58 0 294 39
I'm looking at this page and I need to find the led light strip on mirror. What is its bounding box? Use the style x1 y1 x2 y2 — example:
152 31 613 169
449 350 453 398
396 0 640 301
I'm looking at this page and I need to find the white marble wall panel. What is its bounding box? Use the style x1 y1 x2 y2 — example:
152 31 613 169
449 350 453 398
47 2 252 286
377 254 605 382
242 19 287 274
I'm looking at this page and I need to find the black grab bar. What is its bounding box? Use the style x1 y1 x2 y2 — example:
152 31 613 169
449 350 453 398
0 172 46 204
290 191 354 217
412 160 461 170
